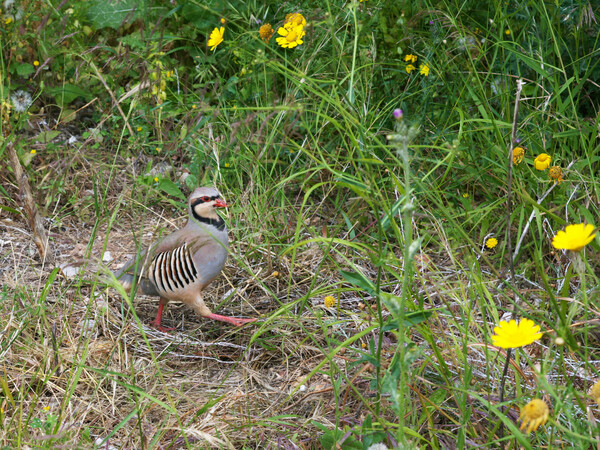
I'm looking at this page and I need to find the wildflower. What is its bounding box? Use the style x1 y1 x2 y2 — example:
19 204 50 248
30 149 36 155
33 60 39 66
208 27 224 51
271 271 279 277
512 146 525 164
534 153 551 170
462 193 469 198
366 444 388 450
154 177 159 183
419 63 430 76
4 17 12 25
491 318 542 349
136 126 142 132
324 295 336 308
11 90 32 112
505 29 511 35
519 399 549 434
259 23 274 42
276 25 305 49
485 238 498 249
549 165 563 184
552 223 596 252
405 64 416 74
220 17 226 25
224 162 230 168
404 54 417 63
155 147 161 153
361 342 367 349
590 379 600 406
284 12 306 28
393 108 403 119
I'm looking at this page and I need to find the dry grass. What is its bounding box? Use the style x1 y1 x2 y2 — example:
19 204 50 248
0 174 383 448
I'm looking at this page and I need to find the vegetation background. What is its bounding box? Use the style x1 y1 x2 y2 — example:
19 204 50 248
1 0 600 448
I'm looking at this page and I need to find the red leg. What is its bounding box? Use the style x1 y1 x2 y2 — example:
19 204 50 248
205 313 257 327
150 299 176 332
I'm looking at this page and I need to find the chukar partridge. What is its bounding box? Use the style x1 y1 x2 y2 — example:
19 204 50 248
114 187 256 331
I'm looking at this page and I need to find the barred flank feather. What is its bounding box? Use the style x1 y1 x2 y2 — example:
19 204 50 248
149 243 198 294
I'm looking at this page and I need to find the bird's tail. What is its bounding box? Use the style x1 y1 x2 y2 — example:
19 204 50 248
114 272 160 297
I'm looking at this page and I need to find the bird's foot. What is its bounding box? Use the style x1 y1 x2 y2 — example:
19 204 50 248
149 319 177 332
206 313 258 327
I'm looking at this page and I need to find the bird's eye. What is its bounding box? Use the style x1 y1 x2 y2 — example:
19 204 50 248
201 196 210 202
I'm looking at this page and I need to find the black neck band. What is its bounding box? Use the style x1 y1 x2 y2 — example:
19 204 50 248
192 212 225 230
190 198 225 230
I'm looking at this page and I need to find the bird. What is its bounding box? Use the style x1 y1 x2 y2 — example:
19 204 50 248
114 187 256 331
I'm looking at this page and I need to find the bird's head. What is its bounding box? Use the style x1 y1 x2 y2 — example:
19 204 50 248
188 187 227 223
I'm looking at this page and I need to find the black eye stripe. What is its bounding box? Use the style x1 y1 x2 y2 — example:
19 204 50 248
190 195 220 207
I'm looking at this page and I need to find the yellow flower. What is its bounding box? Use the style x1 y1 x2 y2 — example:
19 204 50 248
44 406 50 411
534 153 551 170
259 23 274 42
552 223 595 252
485 237 498 249
276 25 305 49
33 60 40 67
220 17 226 25
324 295 336 308
136 126 142 132
512 146 525 165
154 177 159 182
491 318 542 349
208 27 225 51
284 12 306 28
30 149 36 155
224 162 230 168
590 379 600 406
404 54 417 63
406 64 416 74
549 165 563 184
271 271 279 277
505 29 511 35
519 399 549 434
462 193 469 198
419 63 430 76
5 17 13 25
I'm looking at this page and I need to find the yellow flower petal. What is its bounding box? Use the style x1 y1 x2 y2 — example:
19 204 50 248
208 27 225 51
491 318 542 349
534 153 551 170
519 399 549 434
552 223 595 252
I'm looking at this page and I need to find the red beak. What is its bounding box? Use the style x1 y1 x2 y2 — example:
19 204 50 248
214 198 228 208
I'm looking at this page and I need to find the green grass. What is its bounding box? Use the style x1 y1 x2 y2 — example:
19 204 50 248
2 0 600 448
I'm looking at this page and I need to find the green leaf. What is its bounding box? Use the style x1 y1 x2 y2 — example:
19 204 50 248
380 196 403 231
381 309 437 332
46 84 93 106
158 179 186 200
16 63 35 77
339 269 376 296
35 130 61 143
86 0 142 29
